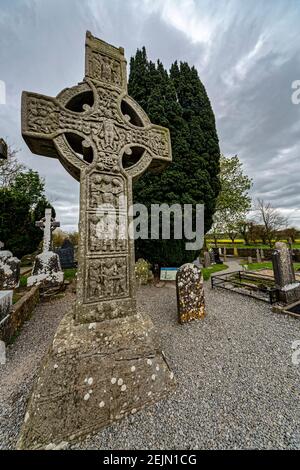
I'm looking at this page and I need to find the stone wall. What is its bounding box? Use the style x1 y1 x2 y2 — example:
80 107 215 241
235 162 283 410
0 286 39 344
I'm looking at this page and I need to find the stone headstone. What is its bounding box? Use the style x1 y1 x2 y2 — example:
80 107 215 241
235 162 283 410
212 247 223 264
203 251 211 268
0 290 12 323
176 263 206 323
209 249 215 264
18 32 174 449
0 138 8 160
272 242 300 304
223 247 227 262
256 248 261 264
27 209 63 288
260 248 264 260
56 239 75 269
247 256 253 265
233 246 238 257
0 243 20 289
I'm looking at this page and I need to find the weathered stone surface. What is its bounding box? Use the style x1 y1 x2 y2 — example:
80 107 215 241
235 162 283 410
203 251 211 268
0 244 20 289
247 256 253 265
28 209 63 288
176 263 206 324
18 32 174 448
0 290 12 323
17 310 175 449
27 252 64 288
272 242 300 304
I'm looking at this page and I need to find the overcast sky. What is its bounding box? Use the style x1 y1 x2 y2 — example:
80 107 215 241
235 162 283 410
1 0 300 230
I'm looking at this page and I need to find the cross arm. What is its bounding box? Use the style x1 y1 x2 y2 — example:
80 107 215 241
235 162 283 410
142 124 172 174
21 91 61 158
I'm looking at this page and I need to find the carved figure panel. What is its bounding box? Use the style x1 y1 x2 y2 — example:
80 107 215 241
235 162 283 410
87 256 128 302
88 212 127 253
88 173 125 210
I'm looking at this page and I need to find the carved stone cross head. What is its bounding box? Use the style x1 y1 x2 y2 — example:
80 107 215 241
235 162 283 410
21 32 172 324
36 208 60 253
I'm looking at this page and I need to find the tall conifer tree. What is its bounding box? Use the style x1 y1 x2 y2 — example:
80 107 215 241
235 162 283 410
128 49 220 266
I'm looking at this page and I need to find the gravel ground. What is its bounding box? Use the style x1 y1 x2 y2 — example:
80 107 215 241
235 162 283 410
1 284 300 449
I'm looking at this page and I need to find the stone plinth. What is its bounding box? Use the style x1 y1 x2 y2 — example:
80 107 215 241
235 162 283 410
176 263 206 324
0 290 13 323
27 252 64 288
17 310 175 449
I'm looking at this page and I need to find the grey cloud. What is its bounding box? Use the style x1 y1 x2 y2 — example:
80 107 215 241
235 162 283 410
1 0 300 229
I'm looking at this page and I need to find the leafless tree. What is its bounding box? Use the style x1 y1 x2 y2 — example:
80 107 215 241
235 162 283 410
255 199 288 247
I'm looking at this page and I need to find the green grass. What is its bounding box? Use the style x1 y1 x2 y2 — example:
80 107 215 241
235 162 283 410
241 261 300 271
64 268 77 281
202 263 228 281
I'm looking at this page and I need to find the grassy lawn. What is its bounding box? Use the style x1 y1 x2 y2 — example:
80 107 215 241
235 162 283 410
202 263 228 281
241 262 300 271
64 268 77 281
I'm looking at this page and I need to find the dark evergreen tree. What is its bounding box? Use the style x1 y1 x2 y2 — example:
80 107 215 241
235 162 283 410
0 170 54 258
128 50 220 266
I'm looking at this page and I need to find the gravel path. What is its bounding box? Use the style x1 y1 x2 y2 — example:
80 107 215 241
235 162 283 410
1 284 300 449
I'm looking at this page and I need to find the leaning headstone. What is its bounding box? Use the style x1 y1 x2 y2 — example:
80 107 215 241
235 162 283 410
176 263 206 323
0 242 20 289
272 242 300 304
56 239 75 269
209 249 215 264
0 138 8 160
0 290 12 323
203 251 211 268
256 248 261 264
27 209 63 288
18 32 175 449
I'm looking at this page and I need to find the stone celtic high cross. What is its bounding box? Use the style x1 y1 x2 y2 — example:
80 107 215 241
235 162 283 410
22 31 171 323
19 32 174 448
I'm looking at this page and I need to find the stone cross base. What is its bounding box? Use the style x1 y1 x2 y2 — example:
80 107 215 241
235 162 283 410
17 311 175 449
278 283 300 305
27 252 63 288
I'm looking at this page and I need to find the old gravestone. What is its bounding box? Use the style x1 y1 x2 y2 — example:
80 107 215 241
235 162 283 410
18 32 175 449
203 251 211 268
0 241 20 289
212 247 223 264
272 242 300 304
256 248 261 264
27 208 63 288
176 263 206 323
56 238 76 269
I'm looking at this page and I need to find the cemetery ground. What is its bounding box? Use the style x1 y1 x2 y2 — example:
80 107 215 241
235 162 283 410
1 274 300 450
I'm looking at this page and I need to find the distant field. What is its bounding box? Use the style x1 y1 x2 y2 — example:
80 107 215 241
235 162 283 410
206 239 300 248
